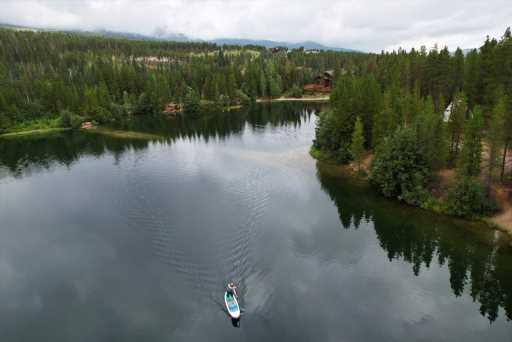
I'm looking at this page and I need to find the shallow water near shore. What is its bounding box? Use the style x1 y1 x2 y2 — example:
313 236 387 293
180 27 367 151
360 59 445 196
1 103 511 341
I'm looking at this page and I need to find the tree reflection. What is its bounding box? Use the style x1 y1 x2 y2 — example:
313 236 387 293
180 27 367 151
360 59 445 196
0 103 318 180
316 162 512 322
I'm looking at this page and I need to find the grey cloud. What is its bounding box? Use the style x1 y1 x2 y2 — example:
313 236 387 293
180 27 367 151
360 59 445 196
0 0 510 51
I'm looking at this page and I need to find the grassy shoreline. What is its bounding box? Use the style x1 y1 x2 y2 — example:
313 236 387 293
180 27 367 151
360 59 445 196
0 119 163 140
0 117 68 138
310 146 512 238
0 113 167 141
83 127 163 140
0 127 71 138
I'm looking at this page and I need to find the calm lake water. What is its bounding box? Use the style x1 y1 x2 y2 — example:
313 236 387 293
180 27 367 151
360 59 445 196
1 103 511 341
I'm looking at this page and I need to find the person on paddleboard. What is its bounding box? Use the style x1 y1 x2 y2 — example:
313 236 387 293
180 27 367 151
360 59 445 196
227 282 238 298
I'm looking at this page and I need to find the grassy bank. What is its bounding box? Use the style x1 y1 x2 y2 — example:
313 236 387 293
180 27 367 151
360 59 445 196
0 127 71 139
0 117 162 141
1 117 61 133
84 127 163 140
0 118 71 138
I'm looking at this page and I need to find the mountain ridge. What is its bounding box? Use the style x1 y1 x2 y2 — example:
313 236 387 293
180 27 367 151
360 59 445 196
0 22 358 52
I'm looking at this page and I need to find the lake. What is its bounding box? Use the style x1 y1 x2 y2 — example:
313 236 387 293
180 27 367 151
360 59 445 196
1 103 511 341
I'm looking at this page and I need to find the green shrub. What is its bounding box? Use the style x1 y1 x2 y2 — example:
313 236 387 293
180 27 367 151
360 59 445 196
284 85 303 98
109 103 129 123
309 146 334 161
0 114 12 131
183 88 201 117
134 92 158 115
313 110 352 163
370 127 431 205
420 195 444 214
234 90 250 105
69 114 82 129
90 107 113 124
445 177 497 217
59 110 82 129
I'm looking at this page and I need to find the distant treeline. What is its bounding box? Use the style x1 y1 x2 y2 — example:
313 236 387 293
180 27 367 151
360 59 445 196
313 28 512 218
0 29 363 129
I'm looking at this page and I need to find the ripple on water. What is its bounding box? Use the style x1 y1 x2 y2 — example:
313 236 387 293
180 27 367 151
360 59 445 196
118 149 273 312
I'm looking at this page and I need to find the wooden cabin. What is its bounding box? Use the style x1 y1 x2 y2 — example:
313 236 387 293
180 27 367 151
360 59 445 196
303 70 334 93
316 70 334 89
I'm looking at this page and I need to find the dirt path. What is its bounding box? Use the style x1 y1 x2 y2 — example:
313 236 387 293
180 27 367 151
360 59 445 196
489 148 512 234
490 185 512 234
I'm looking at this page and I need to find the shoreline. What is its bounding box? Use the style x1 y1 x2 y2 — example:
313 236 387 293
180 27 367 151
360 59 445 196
488 194 512 237
310 146 512 239
0 125 163 141
84 127 163 140
0 100 325 138
256 95 330 103
0 127 71 138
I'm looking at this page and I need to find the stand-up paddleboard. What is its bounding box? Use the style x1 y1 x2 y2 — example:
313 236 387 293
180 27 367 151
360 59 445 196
224 292 241 319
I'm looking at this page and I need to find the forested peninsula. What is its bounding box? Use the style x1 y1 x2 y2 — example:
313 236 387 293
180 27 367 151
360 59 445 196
312 28 512 229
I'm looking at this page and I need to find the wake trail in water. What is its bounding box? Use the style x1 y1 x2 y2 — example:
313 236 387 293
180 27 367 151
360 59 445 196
118 147 273 312
115 113 316 314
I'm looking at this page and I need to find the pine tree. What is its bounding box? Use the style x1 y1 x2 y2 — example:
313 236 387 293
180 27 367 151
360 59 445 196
183 87 200 117
372 91 392 148
487 93 506 191
463 50 480 108
415 96 447 170
453 48 465 92
259 73 267 98
269 76 282 98
350 117 365 171
448 92 468 162
479 36 499 107
360 75 382 146
329 76 358 162
407 82 423 125
389 75 403 130
458 106 484 177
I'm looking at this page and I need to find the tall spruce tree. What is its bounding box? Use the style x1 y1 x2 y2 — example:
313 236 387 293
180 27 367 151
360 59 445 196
458 106 484 178
328 76 359 162
350 117 365 171
372 91 392 148
487 93 506 191
453 48 465 92
448 91 468 162
414 96 447 170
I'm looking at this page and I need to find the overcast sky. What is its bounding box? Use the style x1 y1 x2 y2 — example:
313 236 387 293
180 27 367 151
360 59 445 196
1 0 510 52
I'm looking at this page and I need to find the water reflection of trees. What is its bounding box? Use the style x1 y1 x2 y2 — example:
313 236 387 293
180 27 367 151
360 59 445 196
316 164 512 323
0 131 152 179
0 103 318 179
121 102 318 141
